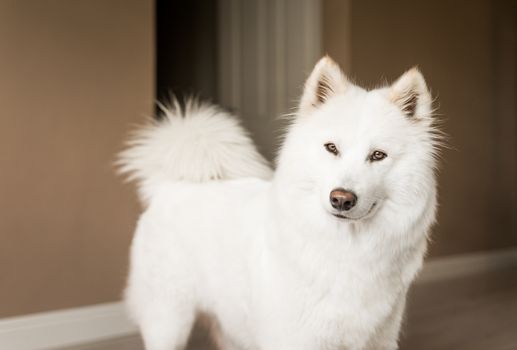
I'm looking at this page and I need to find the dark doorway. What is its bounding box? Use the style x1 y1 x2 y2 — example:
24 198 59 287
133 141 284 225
156 0 219 109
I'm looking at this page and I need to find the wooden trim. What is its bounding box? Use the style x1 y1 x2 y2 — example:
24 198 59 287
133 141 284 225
0 303 136 350
418 248 517 284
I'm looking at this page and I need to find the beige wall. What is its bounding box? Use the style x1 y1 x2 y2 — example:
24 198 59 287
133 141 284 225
323 0 517 257
0 0 153 317
1 0 515 320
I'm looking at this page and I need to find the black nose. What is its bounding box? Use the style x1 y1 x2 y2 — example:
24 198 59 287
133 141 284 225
330 188 357 211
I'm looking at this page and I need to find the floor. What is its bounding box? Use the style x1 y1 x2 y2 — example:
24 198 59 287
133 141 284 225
66 265 517 350
399 265 517 350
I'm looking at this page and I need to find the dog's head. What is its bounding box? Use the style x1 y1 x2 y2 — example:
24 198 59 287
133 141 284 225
275 57 440 226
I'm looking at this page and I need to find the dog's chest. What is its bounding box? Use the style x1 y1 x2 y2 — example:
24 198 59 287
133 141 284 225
254 245 405 347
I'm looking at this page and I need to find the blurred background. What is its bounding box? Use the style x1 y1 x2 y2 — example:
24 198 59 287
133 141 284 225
0 0 515 349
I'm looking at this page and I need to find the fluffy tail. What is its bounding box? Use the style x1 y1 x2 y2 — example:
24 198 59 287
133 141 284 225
117 99 273 204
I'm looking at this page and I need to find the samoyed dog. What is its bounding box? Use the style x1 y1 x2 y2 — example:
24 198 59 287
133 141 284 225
118 57 441 350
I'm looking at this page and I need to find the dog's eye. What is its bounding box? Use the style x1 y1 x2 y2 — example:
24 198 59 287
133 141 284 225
324 142 339 156
370 150 387 162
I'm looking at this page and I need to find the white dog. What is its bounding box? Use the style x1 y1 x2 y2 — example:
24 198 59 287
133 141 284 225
118 57 441 350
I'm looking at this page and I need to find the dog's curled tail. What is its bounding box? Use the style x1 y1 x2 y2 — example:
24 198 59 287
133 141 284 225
117 99 273 204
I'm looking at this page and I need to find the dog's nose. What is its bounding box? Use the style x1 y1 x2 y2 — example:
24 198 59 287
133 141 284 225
329 188 357 211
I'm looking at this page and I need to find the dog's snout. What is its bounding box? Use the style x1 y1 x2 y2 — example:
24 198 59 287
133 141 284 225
330 188 357 211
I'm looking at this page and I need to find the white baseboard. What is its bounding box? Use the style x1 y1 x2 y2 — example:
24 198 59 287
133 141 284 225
1 248 516 350
0 302 137 350
418 247 517 284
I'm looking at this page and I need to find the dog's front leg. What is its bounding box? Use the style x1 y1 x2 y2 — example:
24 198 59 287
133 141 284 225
363 295 407 350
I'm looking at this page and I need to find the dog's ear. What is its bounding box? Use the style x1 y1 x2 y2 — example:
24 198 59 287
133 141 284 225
389 68 432 119
299 56 347 114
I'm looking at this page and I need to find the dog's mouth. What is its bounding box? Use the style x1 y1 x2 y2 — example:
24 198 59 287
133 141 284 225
331 202 377 221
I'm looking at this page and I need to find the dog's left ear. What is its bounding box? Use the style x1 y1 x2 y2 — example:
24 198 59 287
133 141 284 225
389 68 432 119
299 56 348 115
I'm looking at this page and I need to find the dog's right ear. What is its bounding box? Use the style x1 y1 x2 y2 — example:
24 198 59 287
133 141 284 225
299 56 347 114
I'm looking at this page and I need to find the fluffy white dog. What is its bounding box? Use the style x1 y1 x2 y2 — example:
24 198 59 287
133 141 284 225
118 57 441 350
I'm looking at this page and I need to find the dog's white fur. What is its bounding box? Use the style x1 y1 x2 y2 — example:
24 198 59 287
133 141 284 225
119 57 441 350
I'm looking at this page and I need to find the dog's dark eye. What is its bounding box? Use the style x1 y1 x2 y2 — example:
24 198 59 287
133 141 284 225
370 150 387 162
324 142 339 156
